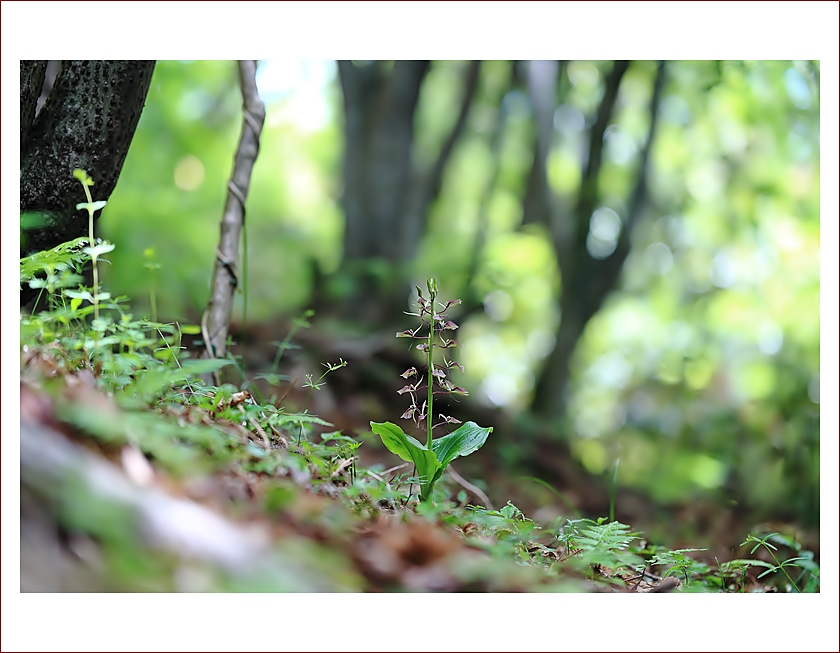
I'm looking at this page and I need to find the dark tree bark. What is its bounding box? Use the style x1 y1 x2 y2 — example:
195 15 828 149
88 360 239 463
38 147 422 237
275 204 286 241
20 60 156 304
521 60 569 235
20 60 48 156
464 62 512 297
528 61 668 419
332 60 480 321
402 60 481 261
338 60 429 267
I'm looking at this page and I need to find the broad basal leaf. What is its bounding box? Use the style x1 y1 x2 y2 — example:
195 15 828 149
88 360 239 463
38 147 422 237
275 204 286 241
431 421 492 470
370 421 440 485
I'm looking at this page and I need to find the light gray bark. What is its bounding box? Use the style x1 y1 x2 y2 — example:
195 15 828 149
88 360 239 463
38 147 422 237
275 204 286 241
202 61 266 375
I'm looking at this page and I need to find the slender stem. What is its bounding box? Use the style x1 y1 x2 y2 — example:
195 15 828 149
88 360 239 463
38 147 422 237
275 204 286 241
426 306 434 448
149 278 157 323
609 458 620 523
766 547 801 593
82 183 100 323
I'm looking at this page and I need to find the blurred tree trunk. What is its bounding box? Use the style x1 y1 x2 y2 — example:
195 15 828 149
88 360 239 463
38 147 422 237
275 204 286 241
526 61 667 419
330 60 480 322
20 60 155 306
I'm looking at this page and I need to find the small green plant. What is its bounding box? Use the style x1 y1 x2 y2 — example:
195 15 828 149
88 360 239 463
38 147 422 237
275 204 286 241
20 236 88 301
736 532 819 593
19 171 232 392
370 278 492 503
559 517 642 573
142 247 161 322
250 309 316 390
73 168 111 322
464 501 541 561
609 457 620 523
648 547 709 585
303 358 348 391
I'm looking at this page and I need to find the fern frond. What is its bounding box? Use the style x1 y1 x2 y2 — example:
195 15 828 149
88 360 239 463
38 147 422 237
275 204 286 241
576 521 638 552
649 547 708 566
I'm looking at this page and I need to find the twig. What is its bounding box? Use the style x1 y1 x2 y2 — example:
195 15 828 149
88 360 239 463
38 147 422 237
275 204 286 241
381 463 411 476
446 464 493 509
330 457 357 479
649 577 680 593
241 407 270 449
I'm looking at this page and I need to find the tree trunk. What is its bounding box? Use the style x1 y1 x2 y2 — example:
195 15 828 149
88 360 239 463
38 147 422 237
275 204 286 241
331 60 479 322
528 61 667 419
335 60 427 320
20 60 155 304
20 61 48 156
531 299 586 419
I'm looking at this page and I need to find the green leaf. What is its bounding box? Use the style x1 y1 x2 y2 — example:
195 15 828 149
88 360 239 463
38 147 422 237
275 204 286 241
179 358 233 375
757 567 780 579
500 503 517 520
721 559 775 571
153 349 176 362
124 368 181 402
370 421 440 488
319 431 359 444
789 554 819 575
65 289 94 302
270 413 333 429
370 421 423 462
180 324 202 335
20 210 51 230
576 521 637 552
124 359 230 403
73 169 93 185
431 421 492 470
84 243 116 258
765 532 802 553
75 200 107 212
20 237 89 281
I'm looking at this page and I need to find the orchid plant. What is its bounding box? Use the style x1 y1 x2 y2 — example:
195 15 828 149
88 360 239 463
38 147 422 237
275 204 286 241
371 278 492 503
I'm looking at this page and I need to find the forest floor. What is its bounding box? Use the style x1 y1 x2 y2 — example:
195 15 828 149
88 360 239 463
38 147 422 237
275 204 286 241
19 312 820 594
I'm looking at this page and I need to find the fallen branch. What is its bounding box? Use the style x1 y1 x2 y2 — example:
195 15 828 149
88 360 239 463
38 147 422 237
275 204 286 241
20 419 269 573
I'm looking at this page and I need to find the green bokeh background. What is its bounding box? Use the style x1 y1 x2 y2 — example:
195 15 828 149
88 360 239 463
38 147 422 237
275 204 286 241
100 60 820 523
